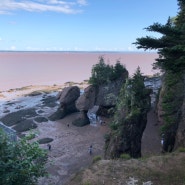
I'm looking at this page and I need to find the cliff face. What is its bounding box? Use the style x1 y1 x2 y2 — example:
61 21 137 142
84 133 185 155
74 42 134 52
105 71 151 159
76 71 128 116
156 72 185 152
175 73 185 149
95 72 128 108
105 110 150 158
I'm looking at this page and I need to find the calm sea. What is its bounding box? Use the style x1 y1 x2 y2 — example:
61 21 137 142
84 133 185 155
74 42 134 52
0 51 158 91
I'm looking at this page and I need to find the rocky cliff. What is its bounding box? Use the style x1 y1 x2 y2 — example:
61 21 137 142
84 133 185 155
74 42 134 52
156 72 185 152
76 71 128 117
105 69 151 158
175 73 185 149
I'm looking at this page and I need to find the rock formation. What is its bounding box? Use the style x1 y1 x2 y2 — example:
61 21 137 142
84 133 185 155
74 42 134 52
76 85 96 111
76 71 128 116
73 71 128 126
49 86 80 121
156 72 185 152
174 73 185 150
105 69 151 158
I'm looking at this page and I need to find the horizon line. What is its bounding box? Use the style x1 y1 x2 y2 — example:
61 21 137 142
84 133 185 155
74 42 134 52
0 50 157 53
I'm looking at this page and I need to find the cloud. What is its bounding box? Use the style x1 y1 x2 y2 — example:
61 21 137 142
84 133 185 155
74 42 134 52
10 45 16 50
0 0 88 14
127 45 137 51
77 0 87 6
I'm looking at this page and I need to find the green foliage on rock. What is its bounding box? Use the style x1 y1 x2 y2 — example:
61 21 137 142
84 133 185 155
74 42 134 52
105 67 151 158
0 129 47 185
111 67 151 131
161 72 184 152
89 56 127 86
160 72 184 134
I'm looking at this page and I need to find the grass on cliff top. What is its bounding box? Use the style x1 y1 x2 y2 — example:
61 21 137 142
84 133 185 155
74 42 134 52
68 151 185 185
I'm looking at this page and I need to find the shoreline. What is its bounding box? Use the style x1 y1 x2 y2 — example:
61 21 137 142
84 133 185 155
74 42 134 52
0 82 89 104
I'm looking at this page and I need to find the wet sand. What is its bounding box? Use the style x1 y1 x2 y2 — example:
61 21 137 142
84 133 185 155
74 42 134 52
0 84 110 185
37 114 110 185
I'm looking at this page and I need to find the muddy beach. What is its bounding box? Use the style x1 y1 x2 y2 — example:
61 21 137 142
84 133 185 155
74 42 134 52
0 84 110 185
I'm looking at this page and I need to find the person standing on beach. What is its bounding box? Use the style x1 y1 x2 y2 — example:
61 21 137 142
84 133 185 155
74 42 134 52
88 145 93 155
47 144 51 151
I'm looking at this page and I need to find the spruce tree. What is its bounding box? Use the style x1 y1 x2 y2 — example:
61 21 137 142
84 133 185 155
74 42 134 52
134 0 185 152
134 0 185 72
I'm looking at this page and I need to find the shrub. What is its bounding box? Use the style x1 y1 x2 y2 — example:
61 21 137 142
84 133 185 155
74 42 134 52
92 156 102 163
120 153 131 160
178 147 185 152
0 129 47 185
83 182 92 185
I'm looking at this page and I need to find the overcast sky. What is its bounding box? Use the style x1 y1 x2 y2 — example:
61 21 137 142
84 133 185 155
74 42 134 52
0 0 178 51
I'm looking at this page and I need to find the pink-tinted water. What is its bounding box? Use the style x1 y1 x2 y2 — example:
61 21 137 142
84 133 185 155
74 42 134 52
0 52 159 91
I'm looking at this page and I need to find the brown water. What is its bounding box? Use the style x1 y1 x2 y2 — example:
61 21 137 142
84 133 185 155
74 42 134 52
0 51 158 91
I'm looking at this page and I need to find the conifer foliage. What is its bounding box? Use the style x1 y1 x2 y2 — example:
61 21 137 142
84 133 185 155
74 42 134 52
89 56 127 85
134 0 185 152
134 0 185 72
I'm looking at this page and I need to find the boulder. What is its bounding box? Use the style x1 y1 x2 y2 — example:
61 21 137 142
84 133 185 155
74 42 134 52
37 138 53 144
13 119 37 133
72 111 90 127
59 86 80 105
48 107 67 121
49 86 80 120
76 85 96 111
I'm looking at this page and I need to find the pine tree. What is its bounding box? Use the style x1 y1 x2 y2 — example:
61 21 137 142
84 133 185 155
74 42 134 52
134 0 185 152
134 0 185 72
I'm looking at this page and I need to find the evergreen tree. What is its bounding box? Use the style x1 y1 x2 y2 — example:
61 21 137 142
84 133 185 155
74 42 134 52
134 0 185 152
89 56 126 85
134 0 185 72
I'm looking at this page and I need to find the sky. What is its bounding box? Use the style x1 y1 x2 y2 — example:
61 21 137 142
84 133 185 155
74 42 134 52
0 0 178 51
